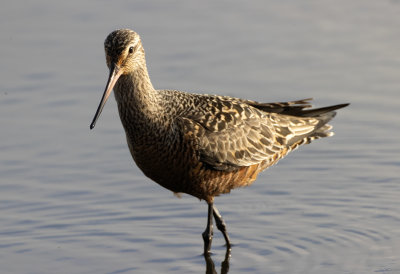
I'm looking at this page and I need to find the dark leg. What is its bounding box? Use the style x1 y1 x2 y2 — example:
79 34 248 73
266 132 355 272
213 206 231 249
202 202 214 254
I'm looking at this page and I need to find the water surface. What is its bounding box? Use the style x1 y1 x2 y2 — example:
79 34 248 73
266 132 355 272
1 0 400 273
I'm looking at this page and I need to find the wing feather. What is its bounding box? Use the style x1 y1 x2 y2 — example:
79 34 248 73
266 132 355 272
177 96 342 171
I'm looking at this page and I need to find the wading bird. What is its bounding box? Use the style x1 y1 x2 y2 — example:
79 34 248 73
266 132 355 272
90 29 348 253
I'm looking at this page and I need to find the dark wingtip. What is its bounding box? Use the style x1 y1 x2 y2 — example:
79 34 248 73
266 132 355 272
304 102 350 117
333 103 350 113
336 103 350 109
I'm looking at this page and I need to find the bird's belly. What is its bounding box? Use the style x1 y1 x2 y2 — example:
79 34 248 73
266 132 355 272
127 140 263 202
127 139 195 193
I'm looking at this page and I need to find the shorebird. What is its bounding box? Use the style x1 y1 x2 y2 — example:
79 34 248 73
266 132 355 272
90 29 348 253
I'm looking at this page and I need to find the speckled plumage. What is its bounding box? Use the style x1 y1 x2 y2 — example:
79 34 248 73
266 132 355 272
90 29 349 253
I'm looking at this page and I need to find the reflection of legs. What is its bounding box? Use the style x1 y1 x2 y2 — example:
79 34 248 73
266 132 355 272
213 205 231 249
203 246 231 274
202 202 214 254
203 252 216 274
221 246 231 274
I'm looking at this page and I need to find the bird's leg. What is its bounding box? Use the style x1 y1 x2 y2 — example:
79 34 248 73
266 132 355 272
202 202 214 254
213 205 231 249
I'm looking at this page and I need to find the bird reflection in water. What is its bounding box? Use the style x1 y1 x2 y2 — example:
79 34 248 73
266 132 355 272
204 247 231 274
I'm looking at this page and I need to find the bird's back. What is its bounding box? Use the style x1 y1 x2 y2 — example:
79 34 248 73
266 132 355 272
142 91 347 202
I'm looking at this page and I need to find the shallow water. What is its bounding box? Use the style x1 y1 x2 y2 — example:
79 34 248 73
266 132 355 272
1 0 400 273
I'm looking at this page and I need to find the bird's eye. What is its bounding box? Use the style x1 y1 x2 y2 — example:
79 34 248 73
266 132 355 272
129 46 134 54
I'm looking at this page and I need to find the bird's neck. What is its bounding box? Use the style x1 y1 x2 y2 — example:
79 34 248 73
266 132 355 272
115 62 160 110
113 63 166 134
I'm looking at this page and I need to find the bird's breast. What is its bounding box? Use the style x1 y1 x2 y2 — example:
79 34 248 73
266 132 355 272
124 122 197 191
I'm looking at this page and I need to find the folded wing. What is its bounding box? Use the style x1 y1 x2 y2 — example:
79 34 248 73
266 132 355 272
178 97 345 171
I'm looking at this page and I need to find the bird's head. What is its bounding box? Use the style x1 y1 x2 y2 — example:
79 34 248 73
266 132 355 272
90 29 144 129
104 29 145 75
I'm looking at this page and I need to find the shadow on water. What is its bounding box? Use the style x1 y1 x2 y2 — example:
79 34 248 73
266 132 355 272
204 247 231 274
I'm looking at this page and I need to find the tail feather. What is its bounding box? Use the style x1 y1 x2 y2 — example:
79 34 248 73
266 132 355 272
277 101 349 147
245 97 349 118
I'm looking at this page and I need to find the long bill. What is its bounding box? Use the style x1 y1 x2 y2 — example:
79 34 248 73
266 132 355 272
90 64 122 129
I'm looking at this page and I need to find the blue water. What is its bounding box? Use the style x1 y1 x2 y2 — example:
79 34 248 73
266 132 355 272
1 1 399 273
